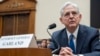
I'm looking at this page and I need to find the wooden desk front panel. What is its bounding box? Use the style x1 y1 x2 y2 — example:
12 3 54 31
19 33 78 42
0 48 52 56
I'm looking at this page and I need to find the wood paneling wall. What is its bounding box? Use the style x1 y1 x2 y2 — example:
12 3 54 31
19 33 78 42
0 0 37 36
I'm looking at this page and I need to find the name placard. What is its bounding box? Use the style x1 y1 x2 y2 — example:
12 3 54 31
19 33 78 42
0 34 38 48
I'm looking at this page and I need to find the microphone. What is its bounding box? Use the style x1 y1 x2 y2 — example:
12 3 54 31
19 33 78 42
48 23 56 29
47 23 56 37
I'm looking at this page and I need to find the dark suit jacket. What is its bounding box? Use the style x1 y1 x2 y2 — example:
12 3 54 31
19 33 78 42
49 25 100 56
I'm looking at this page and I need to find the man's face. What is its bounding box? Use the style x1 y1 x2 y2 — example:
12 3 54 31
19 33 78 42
60 5 81 28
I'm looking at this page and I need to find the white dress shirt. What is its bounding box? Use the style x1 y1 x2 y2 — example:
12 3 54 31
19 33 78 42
66 26 84 56
66 26 79 49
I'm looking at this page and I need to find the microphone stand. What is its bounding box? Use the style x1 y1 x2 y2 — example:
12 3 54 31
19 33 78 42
47 28 52 37
47 28 60 54
47 23 60 54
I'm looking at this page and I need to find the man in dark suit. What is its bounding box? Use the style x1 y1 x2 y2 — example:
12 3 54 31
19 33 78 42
49 2 100 56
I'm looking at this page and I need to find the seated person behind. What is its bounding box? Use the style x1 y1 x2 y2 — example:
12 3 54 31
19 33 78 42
38 39 47 48
47 39 51 48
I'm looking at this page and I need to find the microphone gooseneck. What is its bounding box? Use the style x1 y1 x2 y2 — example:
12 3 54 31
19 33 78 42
47 23 56 37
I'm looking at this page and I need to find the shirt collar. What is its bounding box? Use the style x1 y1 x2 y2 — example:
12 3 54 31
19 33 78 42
66 26 79 39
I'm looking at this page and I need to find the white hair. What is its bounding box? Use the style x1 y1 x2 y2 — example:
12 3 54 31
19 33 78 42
60 2 80 17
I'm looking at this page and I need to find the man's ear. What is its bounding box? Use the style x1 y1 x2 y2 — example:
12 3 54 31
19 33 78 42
79 14 82 19
60 17 63 24
60 17 62 22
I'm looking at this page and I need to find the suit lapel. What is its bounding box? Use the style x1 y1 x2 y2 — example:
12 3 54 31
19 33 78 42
60 28 69 47
62 29 69 46
76 25 87 54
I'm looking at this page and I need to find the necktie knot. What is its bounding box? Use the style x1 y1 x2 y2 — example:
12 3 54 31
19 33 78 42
70 34 74 40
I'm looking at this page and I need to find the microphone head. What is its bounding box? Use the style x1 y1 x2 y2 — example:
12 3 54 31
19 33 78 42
48 23 56 29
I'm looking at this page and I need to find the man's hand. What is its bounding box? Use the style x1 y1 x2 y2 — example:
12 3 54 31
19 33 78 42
59 47 74 56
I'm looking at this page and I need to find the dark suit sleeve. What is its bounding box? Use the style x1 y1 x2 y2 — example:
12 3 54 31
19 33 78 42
48 32 58 49
48 32 60 54
49 35 57 51
83 30 100 56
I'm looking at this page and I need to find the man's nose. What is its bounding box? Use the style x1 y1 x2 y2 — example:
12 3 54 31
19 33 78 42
69 13 74 18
